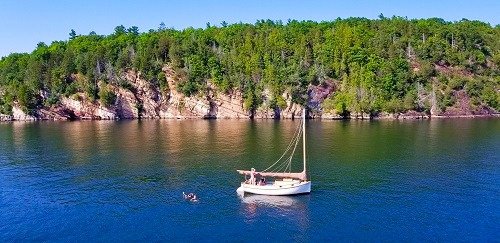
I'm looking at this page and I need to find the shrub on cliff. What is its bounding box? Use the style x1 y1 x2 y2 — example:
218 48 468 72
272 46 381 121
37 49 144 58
99 86 116 107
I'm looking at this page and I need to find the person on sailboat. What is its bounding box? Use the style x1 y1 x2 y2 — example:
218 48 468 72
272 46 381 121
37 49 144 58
250 168 256 185
259 177 266 186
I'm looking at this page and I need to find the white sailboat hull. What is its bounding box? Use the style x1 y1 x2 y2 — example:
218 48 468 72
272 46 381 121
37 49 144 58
237 181 311 196
237 109 311 196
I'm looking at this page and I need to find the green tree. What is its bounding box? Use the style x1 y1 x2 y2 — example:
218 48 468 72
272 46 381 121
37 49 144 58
69 29 77 40
0 19 498 117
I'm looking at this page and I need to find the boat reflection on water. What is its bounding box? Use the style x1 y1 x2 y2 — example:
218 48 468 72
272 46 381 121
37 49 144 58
237 191 311 231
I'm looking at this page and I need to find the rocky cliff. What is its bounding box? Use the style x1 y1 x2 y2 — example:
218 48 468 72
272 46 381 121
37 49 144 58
1 65 497 121
1 66 305 121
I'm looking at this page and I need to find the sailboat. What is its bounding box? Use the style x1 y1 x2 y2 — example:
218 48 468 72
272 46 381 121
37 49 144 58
236 109 311 195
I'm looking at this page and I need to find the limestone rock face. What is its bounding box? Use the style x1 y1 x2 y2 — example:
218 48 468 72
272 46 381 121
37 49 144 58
0 65 320 121
60 96 117 120
12 106 36 121
6 64 494 121
208 89 248 119
114 87 139 119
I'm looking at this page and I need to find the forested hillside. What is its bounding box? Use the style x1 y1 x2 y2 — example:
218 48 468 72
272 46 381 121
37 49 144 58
0 16 499 119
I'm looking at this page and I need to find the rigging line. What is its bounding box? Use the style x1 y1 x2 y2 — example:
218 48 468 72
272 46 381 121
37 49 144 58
283 155 293 173
277 124 302 173
261 134 297 172
271 121 302 174
270 157 289 173
269 152 294 173
270 144 297 173
285 157 292 173
286 123 302 173
267 144 293 173
274 121 301 165
272 139 299 173
269 155 291 173
286 149 295 173
261 121 302 172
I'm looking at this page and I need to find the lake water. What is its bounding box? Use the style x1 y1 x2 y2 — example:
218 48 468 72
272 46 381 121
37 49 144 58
0 119 499 241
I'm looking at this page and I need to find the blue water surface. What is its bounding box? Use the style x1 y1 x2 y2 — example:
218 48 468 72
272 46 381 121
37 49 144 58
0 119 499 241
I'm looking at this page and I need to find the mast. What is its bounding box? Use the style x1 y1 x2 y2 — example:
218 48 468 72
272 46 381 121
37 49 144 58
302 108 306 177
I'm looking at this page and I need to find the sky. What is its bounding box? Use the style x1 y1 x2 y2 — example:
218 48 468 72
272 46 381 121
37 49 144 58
0 0 499 58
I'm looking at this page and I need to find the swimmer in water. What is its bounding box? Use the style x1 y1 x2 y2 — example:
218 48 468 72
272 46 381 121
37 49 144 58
183 192 198 202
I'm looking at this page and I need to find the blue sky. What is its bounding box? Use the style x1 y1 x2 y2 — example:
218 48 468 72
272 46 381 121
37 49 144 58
0 0 499 57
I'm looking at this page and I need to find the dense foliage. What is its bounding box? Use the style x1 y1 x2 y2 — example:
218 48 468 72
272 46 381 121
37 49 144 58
0 17 499 116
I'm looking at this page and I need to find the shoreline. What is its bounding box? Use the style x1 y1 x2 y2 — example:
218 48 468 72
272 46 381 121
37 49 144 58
1 113 499 122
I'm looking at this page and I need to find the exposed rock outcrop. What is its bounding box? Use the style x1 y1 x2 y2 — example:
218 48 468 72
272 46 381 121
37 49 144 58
1 65 497 121
12 106 36 121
